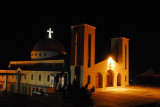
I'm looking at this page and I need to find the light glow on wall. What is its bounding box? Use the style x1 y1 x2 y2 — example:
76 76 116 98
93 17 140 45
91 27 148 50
108 57 113 68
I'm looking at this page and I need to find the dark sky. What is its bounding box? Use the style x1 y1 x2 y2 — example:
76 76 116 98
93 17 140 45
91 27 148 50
0 1 160 79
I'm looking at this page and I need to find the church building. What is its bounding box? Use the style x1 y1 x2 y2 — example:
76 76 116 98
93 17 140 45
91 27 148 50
70 24 129 89
0 28 68 95
0 23 129 95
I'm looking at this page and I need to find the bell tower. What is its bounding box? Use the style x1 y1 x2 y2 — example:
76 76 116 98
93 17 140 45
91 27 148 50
111 37 130 86
70 24 96 87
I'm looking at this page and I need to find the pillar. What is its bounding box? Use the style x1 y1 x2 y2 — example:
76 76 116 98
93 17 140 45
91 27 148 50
4 74 8 91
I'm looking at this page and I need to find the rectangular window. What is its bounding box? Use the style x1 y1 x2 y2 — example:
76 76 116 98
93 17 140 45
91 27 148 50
125 75 127 82
75 33 80 66
88 34 91 67
125 45 127 69
31 74 33 80
88 75 91 84
39 75 41 81
24 75 26 79
47 75 50 82
116 44 118 62
36 88 38 92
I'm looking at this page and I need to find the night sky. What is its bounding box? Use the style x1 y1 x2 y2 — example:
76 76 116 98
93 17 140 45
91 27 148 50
0 1 160 80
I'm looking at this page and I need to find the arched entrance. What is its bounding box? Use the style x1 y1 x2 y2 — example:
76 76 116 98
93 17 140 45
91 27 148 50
117 73 121 86
95 72 103 88
106 70 114 87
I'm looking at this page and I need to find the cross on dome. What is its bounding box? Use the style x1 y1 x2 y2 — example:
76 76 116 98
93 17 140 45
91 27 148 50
47 28 53 38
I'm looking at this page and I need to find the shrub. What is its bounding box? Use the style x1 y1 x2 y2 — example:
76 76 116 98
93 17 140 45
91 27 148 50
61 79 95 107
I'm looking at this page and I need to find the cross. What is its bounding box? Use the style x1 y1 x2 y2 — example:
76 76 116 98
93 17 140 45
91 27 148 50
47 28 53 38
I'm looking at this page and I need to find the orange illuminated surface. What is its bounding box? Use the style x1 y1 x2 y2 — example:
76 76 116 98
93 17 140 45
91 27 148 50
108 57 113 68
93 86 160 106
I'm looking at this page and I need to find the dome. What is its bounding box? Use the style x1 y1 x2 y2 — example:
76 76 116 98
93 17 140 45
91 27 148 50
32 38 66 54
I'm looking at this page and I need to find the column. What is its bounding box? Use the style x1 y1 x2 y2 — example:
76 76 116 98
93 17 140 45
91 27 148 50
4 74 8 91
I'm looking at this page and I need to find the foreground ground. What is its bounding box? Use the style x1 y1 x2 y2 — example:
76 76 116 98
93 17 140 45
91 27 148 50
93 86 160 107
1 86 160 107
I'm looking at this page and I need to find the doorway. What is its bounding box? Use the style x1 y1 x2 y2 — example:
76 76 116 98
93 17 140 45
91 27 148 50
117 73 121 86
106 70 114 87
95 72 103 88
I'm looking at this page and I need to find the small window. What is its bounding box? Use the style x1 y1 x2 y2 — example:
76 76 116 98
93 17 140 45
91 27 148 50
125 75 127 82
36 88 38 92
31 74 33 80
44 53 46 56
12 75 14 79
39 75 41 81
39 53 41 56
125 45 127 69
88 75 91 84
24 75 26 79
47 75 50 82
35 53 37 56
0 84 2 89
88 34 91 67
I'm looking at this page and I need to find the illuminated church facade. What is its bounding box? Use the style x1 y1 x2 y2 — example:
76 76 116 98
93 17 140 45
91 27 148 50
0 24 129 95
70 24 129 89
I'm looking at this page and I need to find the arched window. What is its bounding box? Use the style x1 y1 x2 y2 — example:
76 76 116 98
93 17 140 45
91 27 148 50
39 75 41 81
88 75 91 84
47 75 50 82
31 74 33 80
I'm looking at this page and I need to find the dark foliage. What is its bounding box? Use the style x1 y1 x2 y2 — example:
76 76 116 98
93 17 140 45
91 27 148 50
60 79 95 107
136 76 160 86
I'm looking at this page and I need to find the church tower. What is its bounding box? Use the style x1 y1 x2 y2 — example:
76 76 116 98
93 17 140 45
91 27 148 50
70 24 96 87
111 37 129 86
